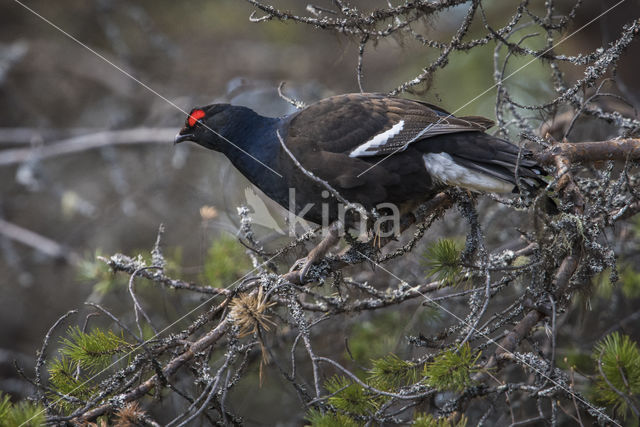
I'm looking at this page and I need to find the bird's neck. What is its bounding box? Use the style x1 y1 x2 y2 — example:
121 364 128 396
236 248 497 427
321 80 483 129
220 111 282 182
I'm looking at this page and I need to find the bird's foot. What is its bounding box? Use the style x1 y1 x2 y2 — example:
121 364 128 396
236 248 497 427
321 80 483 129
288 250 323 283
288 221 343 284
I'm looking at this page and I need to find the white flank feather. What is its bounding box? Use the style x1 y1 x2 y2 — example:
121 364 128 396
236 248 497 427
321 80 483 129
423 153 514 193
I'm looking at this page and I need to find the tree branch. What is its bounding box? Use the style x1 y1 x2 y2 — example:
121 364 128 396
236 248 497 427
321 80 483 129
0 128 175 166
76 317 231 421
536 138 640 165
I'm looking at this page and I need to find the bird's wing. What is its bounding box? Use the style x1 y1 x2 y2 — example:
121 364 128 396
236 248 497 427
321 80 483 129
285 93 494 158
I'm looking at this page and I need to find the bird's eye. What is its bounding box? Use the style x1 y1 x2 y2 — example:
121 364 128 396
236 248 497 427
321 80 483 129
187 109 206 127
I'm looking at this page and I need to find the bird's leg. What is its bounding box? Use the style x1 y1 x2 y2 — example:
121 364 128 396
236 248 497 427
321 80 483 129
374 221 383 248
290 221 343 282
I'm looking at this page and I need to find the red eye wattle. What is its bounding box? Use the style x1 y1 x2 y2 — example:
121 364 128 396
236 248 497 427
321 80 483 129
188 109 206 127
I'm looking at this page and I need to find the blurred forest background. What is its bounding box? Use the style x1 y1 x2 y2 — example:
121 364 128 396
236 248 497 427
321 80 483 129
1 0 640 425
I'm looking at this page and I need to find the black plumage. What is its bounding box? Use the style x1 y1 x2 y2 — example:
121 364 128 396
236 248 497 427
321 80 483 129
175 93 545 226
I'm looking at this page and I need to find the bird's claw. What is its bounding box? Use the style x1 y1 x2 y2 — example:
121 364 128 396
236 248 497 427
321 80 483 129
289 254 320 283
298 259 314 283
289 257 311 283
289 256 308 273
289 221 343 284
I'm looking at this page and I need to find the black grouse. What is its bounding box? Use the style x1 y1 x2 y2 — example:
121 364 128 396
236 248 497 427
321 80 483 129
175 93 544 228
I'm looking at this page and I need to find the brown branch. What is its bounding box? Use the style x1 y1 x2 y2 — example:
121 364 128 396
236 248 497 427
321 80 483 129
551 248 582 295
552 155 586 214
476 247 581 380
76 317 231 422
538 110 576 139
614 200 640 221
536 138 640 165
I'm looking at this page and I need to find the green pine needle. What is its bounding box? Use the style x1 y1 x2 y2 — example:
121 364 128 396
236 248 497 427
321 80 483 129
47 325 133 410
423 239 462 285
47 356 97 411
0 394 10 422
60 326 131 373
593 332 640 419
413 412 468 427
305 409 360 427
425 343 480 392
324 375 378 415
368 353 418 390
0 392 45 427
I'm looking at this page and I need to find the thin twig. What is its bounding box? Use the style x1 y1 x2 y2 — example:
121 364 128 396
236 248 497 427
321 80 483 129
129 266 161 337
277 81 306 109
35 309 77 413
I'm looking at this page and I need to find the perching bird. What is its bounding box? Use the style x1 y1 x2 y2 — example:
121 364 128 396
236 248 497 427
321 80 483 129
175 92 545 229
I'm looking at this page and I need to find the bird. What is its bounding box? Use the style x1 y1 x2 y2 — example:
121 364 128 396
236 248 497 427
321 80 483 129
175 92 546 279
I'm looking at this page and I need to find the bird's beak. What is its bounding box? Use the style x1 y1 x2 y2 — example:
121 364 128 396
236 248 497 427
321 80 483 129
174 131 194 144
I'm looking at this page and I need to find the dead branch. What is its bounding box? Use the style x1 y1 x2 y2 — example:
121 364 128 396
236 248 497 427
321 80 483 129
76 316 231 422
0 127 175 166
536 138 640 165
474 149 585 384
100 254 231 296
0 127 100 146
0 218 80 265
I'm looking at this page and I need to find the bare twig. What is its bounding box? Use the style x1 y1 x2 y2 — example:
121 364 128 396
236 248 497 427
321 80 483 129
100 254 231 296
128 267 161 337
76 317 231 421
0 127 175 166
277 81 306 110
84 302 142 344
35 310 77 413
0 218 80 265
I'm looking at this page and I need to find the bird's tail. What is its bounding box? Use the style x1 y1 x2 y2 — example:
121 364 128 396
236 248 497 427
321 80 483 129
417 132 547 194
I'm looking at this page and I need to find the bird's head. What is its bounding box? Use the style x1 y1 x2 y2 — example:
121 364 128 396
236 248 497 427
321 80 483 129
174 104 243 151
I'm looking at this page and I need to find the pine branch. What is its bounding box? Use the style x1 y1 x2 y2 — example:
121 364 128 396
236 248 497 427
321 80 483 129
74 317 231 422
